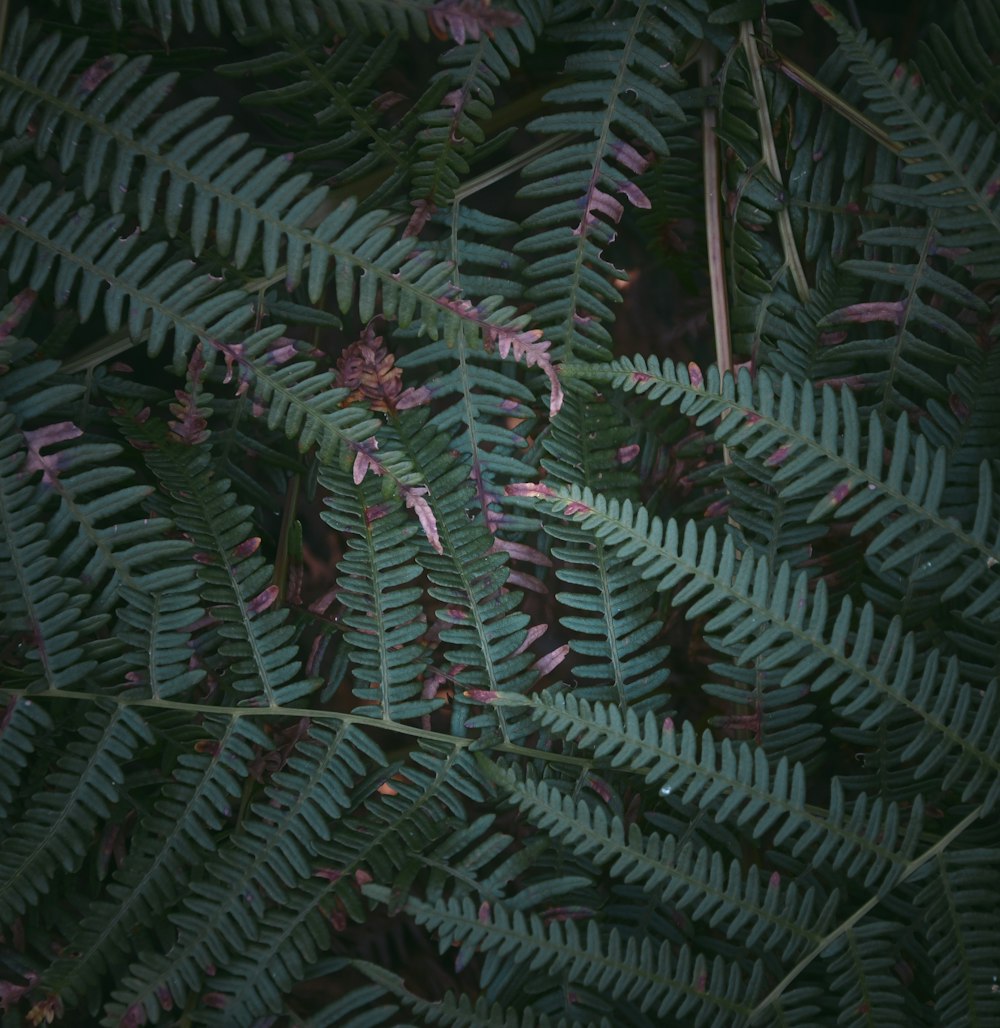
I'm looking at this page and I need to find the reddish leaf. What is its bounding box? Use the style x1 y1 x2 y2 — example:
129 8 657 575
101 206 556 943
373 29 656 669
610 141 651 175
463 688 499 703
404 199 436 239
615 180 651 209
26 994 63 1026
75 55 117 95
504 481 556 498
826 300 907 326
352 438 380 485
168 389 209 445
21 422 82 486
119 1002 148 1028
402 485 443 554
764 445 792 467
0 974 35 1013
396 385 432 409
209 339 251 396
232 537 261 559
247 585 279 615
335 326 416 412
587 776 612 802
0 288 36 341
264 338 298 366
427 0 521 45
533 643 569 676
492 538 552 568
573 187 624 233
438 297 563 416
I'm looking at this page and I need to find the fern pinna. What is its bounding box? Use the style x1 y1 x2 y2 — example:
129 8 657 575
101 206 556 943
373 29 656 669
1 1 998 1026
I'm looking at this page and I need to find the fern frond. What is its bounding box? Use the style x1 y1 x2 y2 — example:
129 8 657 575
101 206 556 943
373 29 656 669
398 208 541 533
915 847 1000 1025
353 958 560 1027
487 759 836 964
0 706 153 925
39 715 268 1010
115 404 318 706
220 31 426 207
822 920 911 1028
828 219 985 412
411 0 546 208
101 720 385 1025
395 410 541 741
814 2 1000 277
575 357 1000 618
115 582 207 701
0 694 52 824
918 0 1000 125
515 0 692 361
542 384 670 713
1 407 103 690
492 690 925 890
365 883 764 1025
51 0 436 40
319 460 435 721
161 740 482 1025
520 484 1000 810
0 23 550 364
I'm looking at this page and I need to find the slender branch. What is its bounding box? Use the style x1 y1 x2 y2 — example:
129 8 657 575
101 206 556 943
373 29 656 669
740 21 810 304
699 47 732 384
774 53 901 156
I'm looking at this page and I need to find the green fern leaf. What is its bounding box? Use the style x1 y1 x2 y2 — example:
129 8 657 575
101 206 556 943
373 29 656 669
0 706 153 925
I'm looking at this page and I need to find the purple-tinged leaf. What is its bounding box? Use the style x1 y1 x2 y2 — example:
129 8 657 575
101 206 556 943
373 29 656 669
615 179 651 209
0 288 36 341
247 585 279 615
533 644 569 677
464 688 499 703
232 537 261 559
427 0 521 44
75 55 117 95
21 422 82 486
402 485 442 554
610 140 650 174
826 300 907 326
504 481 557 498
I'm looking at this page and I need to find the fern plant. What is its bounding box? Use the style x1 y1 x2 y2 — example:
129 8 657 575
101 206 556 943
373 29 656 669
1 0 998 1025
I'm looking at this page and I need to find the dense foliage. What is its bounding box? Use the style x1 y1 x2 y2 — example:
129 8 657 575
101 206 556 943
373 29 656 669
1 0 998 1024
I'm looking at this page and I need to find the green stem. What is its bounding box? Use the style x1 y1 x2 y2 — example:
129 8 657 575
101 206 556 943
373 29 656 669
1 688 596 770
